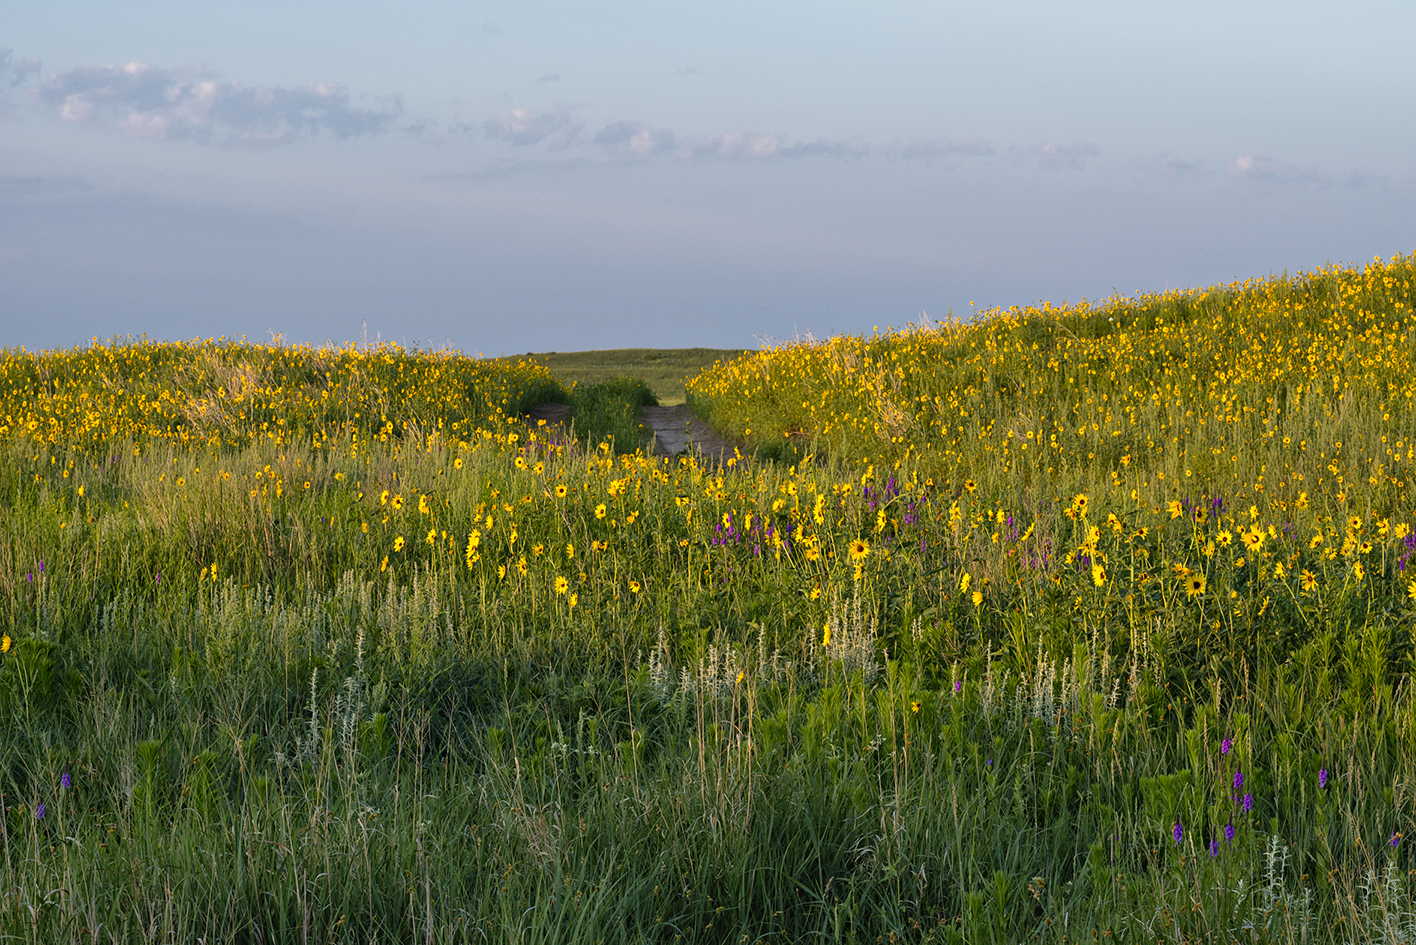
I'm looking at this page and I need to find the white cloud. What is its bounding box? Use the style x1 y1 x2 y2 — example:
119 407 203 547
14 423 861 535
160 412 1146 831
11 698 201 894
34 61 401 146
592 121 678 157
590 121 867 162
485 106 581 146
1226 154 1330 190
1012 141 1099 171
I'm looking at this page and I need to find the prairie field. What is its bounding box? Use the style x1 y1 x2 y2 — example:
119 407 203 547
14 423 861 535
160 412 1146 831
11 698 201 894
4 254 1416 943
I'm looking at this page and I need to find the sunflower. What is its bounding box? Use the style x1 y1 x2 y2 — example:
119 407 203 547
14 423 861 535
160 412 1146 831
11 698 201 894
1185 573 1206 598
629 580 641 594
596 503 607 519
910 701 921 714
971 590 983 607
393 535 405 552
1091 563 1106 587
1073 493 1088 515
391 494 403 510
554 576 568 595
1348 515 1363 532
848 539 870 561
555 483 568 498
1302 570 1319 593
1241 529 1263 551
964 479 978 494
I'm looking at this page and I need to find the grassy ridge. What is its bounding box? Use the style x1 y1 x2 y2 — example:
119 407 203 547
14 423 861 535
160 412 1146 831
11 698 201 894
3 260 1416 941
688 254 1416 504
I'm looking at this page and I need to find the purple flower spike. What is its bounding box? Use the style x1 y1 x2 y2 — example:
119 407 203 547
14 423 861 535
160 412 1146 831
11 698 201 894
156 573 161 584
1172 822 1184 844
1209 839 1219 858
1393 833 1402 848
1234 770 1244 791
954 679 963 694
1319 768 1327 789
1221 738 1231 755
38 561 44 572
61 772 70 790
1225 823 1235 842
1243 793 1253 813
36 803 45 819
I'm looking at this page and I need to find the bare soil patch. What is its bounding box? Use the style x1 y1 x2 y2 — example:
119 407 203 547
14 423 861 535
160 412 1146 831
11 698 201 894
639 404 735 463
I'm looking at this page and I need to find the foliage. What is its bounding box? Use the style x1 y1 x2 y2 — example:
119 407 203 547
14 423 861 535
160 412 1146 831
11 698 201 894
2 257 1416 942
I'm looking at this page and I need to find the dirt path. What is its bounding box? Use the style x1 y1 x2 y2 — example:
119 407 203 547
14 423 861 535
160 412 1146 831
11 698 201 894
521 401 735 463
639 405 735 463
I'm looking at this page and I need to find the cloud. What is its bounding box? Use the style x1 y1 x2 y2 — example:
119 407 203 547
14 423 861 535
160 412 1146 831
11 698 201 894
34 61 401 146
681 132 783 160
1225 154 1330 190
537 73 561 83
0 48 42 117
895 137 994 161
588 121 868 162
1012 141 1099 171
485 106 581 146
1341 171 1388 190
1130 152 1207 180
779 138 870 159
593 120 678 157
1 48 41 87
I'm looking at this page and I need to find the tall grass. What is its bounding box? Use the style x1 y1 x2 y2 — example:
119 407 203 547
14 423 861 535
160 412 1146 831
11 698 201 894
3 257 1416 941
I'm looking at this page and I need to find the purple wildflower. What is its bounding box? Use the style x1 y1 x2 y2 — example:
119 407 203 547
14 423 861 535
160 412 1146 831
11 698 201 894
1221 738 1231 755
36 803 44 819
1225 824 1235 842
61 772 70 790
1243 793 1253 813
1173 822 1184 844
38 561 44 572
1234 770 1244 791
1319 768 1327 789
1393 833 1402 848
1209 839 1219 857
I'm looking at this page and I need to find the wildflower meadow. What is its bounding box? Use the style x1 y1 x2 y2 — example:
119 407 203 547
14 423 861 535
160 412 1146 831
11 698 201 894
3 255 1416 942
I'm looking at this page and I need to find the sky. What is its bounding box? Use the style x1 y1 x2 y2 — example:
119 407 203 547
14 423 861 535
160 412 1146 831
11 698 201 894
3 1 1414 355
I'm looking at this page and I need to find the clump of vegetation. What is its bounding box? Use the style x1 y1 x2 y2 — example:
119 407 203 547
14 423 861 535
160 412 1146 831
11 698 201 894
2 255 1415 942
569 375 659 451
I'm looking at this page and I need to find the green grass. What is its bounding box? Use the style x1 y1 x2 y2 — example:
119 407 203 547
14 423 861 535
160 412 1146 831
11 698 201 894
512 348 751 406
5 260 1416 942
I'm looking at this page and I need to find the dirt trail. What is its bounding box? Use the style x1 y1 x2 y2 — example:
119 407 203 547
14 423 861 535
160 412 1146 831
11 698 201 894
520 401 735 463
638 405 735 463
